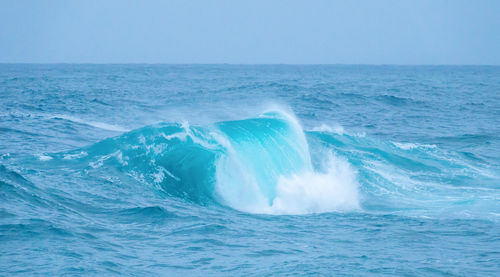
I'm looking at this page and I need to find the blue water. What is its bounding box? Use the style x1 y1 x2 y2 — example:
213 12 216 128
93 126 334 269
1 65 499 275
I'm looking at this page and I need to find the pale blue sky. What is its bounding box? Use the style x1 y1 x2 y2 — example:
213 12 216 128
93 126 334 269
1 0 499 64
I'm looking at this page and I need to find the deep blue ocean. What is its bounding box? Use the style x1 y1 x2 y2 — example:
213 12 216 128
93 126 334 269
1 65 499 276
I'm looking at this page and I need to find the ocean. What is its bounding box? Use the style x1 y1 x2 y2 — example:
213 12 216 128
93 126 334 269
1 64 499 275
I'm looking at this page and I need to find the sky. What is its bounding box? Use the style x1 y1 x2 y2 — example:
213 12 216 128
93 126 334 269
1 0 499 64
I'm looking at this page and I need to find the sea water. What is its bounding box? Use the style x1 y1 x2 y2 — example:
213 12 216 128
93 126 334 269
1 65 499 275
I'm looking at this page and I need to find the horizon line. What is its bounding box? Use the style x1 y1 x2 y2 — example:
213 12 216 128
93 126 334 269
1 62 499 67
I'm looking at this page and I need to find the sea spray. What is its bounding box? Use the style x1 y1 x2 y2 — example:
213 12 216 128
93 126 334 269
214 111 359 214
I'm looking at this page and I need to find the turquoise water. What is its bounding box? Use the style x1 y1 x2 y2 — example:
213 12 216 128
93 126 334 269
1 65 499 275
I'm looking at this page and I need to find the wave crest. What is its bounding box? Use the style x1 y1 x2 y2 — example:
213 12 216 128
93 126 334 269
44 110 360 215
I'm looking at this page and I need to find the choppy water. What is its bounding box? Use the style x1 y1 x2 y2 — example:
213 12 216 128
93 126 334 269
1 64 499 275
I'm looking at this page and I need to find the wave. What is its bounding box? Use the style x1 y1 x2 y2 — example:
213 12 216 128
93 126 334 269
34 109 498 218
213 111 359 214
41 110 359 215
308 126 499 219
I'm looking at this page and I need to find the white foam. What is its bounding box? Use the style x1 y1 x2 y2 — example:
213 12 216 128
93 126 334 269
269 153 360 215
180 121 219 149
38 154 53 161
161 132 187 141
153 166 180 183
52 114 129 132
63 151 88 160
221 152 361 215
89 150 127 168
393 142 436 150
311 123 345 135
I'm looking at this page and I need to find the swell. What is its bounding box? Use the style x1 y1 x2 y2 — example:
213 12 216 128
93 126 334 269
34 110 359 215
27 110 499 218
307 128 499 219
